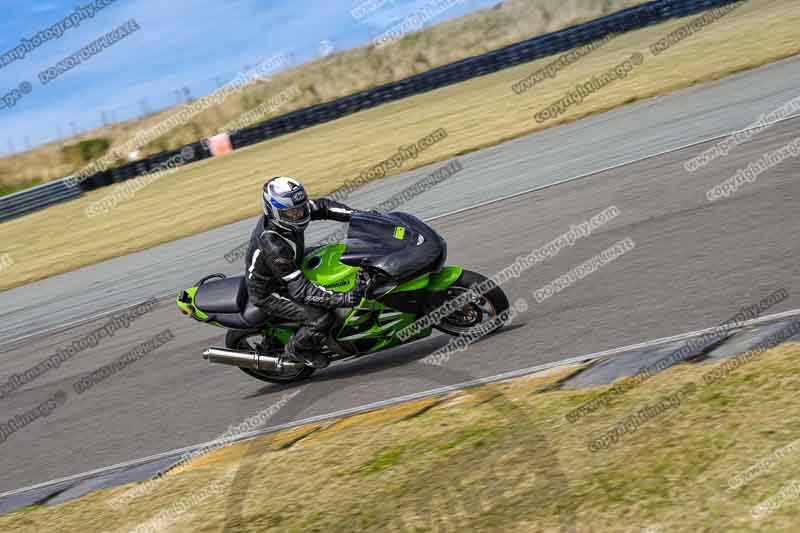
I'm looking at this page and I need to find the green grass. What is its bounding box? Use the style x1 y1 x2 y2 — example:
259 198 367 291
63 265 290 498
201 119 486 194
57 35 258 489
0 180 40 197
359 446 409 476
358 425 499 477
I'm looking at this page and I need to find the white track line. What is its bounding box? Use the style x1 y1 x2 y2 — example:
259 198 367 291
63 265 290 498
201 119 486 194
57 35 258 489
3 307 799 501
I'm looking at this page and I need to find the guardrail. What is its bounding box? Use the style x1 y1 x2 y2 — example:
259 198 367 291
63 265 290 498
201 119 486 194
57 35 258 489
1 0 742 223
0 178 82 223
82 141 211 190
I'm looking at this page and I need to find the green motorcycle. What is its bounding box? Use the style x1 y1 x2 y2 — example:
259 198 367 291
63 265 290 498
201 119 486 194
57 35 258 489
176 212 509 383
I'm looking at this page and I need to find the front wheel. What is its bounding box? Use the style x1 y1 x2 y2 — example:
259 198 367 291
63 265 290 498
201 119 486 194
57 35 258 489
433 269 510 337
225 330 315 384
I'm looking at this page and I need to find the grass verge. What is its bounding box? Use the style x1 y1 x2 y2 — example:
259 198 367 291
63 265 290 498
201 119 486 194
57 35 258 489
0 180 41 197
4 343 800 532
1 0 798 292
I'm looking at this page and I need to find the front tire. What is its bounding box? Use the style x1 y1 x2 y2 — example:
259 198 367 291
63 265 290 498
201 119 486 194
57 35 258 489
225 330 315 384
433 269 510 337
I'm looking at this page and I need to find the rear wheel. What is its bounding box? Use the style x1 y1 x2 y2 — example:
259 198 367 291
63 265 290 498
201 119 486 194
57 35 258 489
225 330 315 384
433 270 510 337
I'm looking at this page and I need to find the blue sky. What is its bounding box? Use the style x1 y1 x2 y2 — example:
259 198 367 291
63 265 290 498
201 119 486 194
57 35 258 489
0 0 501 153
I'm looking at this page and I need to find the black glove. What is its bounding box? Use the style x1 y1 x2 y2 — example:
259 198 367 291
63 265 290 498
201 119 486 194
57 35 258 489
340 271 371 307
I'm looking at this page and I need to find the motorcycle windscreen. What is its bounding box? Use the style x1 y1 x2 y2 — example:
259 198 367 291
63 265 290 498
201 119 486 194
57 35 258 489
341 212 446 280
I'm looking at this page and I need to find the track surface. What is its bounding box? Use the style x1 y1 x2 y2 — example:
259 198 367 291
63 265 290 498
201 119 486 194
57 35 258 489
1 57 799 492
1 56 800 343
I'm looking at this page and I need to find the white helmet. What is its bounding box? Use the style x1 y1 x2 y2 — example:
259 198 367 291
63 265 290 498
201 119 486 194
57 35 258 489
262 176 311 231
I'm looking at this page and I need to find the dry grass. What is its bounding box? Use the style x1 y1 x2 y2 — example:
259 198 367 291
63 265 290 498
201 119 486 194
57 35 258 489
0 0 798 292
4 343 800 532
0 0 650 190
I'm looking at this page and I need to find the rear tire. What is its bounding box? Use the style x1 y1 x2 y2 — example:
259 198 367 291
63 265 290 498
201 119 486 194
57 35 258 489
433 269 510 337
225 330 315 384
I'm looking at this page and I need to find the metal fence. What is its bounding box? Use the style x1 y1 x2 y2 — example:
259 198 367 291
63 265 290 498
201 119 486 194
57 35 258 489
1 0 742 223
0 178 82 223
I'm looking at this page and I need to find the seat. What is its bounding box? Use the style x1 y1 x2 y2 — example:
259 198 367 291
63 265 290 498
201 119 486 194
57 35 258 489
194 276 247 314
208 302 269 330
194 275 301 331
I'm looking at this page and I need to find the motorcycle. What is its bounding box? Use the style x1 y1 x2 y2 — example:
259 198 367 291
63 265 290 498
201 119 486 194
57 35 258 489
176 212 509 383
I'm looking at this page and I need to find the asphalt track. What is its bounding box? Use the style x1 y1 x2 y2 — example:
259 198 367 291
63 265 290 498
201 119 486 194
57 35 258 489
2 54 800 343
1 55 799 493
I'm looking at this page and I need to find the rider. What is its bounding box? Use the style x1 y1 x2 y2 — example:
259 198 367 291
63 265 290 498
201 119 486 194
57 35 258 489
244 176 368 369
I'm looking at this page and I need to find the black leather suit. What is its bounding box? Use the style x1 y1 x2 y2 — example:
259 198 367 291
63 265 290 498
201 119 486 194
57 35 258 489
244 198 359 362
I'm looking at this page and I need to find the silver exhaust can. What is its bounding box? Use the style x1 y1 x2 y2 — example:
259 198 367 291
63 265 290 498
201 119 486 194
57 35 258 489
202 347 301 371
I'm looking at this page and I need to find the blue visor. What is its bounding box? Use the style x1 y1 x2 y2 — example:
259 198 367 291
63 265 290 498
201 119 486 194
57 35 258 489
270 197 289 209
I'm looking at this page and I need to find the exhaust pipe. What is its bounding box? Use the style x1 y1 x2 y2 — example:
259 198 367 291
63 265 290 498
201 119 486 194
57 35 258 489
202 347 303 372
